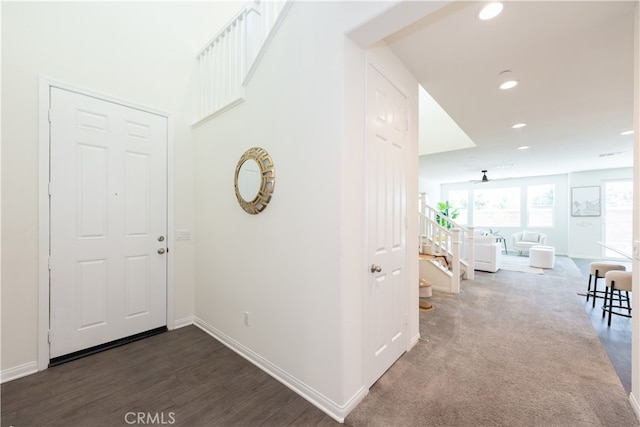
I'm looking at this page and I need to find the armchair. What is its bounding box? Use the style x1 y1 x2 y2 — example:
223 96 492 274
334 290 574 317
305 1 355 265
512 231 547 255
474 235 502 273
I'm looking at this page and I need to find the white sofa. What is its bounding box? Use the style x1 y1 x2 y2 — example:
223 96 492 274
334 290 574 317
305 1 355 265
512 230 547 255
474 235 502 273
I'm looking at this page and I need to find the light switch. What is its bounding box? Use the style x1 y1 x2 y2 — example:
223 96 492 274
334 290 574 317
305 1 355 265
175 229 191 241
634 240 640 260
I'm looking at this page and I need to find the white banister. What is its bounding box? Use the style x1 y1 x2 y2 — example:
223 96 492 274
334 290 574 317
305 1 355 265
451 228 461 293
418 198 477 292
194 0 292 125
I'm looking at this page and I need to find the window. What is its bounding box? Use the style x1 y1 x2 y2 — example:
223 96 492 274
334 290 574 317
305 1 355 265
473 188 520 227
447 190 468 225
604 181 633 258
527 184 554 227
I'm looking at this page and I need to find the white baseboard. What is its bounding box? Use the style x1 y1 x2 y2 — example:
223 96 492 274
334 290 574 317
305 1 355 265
409 332 420 350
173 316 194 329
193 316 365 423
431 283 452 293
630 392 640 422
1 361 38 384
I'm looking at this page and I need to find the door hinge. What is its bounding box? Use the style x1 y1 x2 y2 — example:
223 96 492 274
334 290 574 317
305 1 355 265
47 330 52 343
48 256 52 270
48 182 52 196
48 109 52 123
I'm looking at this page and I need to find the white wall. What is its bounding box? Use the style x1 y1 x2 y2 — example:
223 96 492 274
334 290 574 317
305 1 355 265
193 1 342 408
1 1 241 373
568 167 633 258
419 175 440 206
192 0 418 419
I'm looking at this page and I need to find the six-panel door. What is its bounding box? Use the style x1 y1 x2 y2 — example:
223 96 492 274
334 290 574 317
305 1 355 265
49 88 168 358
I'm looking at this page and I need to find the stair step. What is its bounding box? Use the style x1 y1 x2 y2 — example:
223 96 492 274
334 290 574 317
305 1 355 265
419 299 434 311
419 278 432 288
419 253 450 269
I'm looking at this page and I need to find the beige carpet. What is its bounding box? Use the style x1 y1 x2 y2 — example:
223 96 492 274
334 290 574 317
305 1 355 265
500 254 544 274
346 256 639 427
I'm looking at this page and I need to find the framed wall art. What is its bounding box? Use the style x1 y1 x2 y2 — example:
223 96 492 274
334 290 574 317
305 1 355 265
571 186 600 217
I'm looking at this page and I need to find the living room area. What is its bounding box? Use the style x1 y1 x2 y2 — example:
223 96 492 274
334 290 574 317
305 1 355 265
409 167 636 426
433 167 633 262
416 165 635 404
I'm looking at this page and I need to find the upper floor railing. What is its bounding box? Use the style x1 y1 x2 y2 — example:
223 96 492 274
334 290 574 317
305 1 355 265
194 0 292 125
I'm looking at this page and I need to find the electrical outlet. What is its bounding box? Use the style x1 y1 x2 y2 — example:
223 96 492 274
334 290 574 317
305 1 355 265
244 311 250 327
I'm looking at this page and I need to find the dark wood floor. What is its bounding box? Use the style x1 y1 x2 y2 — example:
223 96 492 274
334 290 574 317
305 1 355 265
572 257 632 395
1 326 339 427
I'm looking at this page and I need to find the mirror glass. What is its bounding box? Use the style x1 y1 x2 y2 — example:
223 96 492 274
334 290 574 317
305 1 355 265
237 159 261 202
234 147 275 215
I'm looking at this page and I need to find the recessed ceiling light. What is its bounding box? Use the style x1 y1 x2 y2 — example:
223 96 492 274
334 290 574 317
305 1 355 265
620 130 634 135
517 146 530 150
478 2 504 20
500 80 518 90
498 70 518 90
512 123 527 129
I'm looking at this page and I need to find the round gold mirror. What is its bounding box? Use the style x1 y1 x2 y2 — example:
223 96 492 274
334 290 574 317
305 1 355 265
234 147 275 214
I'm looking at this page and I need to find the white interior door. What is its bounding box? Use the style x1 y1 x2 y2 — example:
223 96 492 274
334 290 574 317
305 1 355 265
49 87 168 359
366 63 408 386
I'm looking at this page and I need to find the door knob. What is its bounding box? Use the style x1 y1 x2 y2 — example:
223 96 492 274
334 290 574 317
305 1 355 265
157 248 166 254
370 264 382 273
158 235 165 242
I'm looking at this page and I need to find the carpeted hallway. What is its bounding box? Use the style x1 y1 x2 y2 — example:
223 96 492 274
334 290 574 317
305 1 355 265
346 256 639 426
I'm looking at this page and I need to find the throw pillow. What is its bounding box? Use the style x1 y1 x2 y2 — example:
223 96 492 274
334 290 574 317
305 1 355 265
522 231 539 242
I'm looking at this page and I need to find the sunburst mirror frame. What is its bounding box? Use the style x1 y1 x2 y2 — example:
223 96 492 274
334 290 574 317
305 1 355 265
234 147 275 215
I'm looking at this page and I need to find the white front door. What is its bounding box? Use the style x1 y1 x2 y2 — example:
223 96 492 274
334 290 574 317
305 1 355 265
365 63 408 386
49 87 168 359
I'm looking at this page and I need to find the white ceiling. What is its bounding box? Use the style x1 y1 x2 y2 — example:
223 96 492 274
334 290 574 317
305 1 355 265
385 1 635 185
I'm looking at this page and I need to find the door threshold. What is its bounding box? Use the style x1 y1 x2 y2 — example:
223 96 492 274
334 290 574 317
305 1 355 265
49 326 167 367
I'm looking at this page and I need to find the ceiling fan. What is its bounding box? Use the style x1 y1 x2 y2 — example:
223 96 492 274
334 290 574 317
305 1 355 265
470 170 490 184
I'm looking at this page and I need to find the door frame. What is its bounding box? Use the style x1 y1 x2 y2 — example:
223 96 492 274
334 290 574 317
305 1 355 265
37 76 175 370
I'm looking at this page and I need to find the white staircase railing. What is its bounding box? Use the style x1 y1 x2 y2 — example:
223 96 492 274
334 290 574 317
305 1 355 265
194 0 292 124
418 194 475 293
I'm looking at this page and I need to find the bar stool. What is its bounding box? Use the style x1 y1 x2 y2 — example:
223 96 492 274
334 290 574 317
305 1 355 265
602 270 632 326
586 262 625 308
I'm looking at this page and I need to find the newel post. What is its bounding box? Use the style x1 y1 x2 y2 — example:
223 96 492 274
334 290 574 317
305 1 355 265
451 228 461 294
419 192 427 215
466 226 475 280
